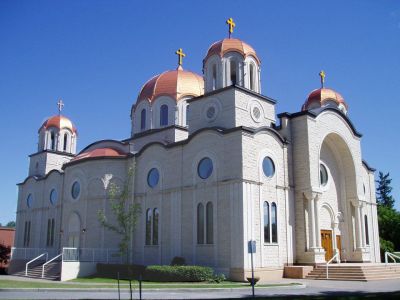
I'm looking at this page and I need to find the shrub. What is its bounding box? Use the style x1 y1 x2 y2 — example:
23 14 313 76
170 256 186 266
144 265 213 282
210 273 226 283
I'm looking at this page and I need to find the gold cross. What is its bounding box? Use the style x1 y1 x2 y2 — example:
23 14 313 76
57 99 64 114
319 70 326 88
175 48 186 66
226 18 236 38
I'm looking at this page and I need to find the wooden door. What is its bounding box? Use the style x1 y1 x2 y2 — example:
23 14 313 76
321 230 333 261
336 235 342 259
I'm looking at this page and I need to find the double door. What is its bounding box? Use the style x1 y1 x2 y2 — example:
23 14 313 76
320 230 342 262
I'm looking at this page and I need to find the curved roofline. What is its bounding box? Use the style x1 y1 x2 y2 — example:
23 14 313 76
62 154 131 170
17 169 63 186
78 139 128 155
362 159 376 172
278 107 362 138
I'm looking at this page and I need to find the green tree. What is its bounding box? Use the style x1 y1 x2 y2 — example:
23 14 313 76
97 160 141 264
376 172 395 208
0 244 10 265
6 221 15 228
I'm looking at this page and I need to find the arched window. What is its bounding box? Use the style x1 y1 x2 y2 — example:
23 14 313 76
197 203 204 244
230 60 237 85
263 202 270 243
364 215 369 245
186 105 189 125
160 104 168 126
63 133 68 151
212 64 217 90
50 132 55 150
153 208 159 245
249 64 255 91
140 109 146 130
271 202 278 243
145 209 152 245
206 202 213 244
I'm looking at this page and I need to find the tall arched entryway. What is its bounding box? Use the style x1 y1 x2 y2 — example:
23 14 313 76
67 212 81 248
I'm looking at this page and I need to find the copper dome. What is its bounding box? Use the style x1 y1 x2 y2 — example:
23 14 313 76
136 67 204 105
72 147 126 162
40 115 77 134
302 88 348 111
204 38 260 65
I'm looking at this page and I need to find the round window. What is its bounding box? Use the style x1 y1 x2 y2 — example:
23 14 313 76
253 107 261 119
320 164 328 186
198 157 213 179
147 168 160 188
71 181 81 199
206 106 216 119
262 157 275 178
50 189 57 205
26 194 33 208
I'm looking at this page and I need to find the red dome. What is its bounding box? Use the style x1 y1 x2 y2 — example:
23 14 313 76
40 115 77 134
136 67 204 105
302 88 348 111
204 38 260 65
72 147 126 162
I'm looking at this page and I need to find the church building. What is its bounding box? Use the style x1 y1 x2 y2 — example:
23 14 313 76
12 19 380 281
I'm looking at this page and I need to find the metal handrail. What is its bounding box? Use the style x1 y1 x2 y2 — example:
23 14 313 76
385 252 400 265
42 253 62 278
326 252 340 279
25 252 48 276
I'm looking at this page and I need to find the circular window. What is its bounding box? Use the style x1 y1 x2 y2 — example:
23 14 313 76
206 106 216 119
50 189 57 205
320 164 328 186
147 168 160 188
262 157 275 178
253 107 261 119
198 157 213 179
26 194 33 208
71 181 81 199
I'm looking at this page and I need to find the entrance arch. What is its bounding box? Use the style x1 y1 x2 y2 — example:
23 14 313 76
67 212 81 248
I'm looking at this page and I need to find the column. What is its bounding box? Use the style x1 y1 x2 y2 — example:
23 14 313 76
314 197 322 248
359 205 366 248
354 204 363 250
308 197 316 249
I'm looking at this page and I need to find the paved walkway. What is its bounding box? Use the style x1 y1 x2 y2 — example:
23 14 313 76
0 278 400 299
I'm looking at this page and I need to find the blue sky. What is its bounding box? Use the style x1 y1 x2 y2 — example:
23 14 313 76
0 0 399 224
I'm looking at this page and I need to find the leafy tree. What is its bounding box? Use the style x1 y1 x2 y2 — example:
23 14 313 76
0 244 11 265
376 172 395 208
6 221 15 228
97 160 141 264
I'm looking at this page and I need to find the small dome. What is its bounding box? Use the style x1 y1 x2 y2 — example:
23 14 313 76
204 38 260 65
72 147 126 162
40 115 77 134
302 88 348 113
136 67 204 105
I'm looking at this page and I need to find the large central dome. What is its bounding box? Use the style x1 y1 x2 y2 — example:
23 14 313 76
136 67 204 105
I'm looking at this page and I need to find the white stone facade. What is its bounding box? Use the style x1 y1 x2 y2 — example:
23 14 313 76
13 37 380 281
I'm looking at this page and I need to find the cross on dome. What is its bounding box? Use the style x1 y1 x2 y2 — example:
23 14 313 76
175 48 186 68
319 70 326 88
226 18 236 38
57 99 64 115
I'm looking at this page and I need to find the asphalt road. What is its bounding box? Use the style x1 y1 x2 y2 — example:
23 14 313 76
0 279 400 299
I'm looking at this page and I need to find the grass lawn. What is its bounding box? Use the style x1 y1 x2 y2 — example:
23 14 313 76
0 277 302 289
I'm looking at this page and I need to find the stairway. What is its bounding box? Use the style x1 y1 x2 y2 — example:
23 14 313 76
306 263 400 281
9 259 61 281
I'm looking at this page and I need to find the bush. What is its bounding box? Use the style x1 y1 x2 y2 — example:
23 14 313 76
144 265 213 282
170 256 186 266
211 273 226 283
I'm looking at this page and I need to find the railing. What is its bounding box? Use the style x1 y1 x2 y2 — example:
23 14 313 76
42 253 62 278
326 252 340 279
385 252 400 265
11 247 52 260
25 252 48 276
62 248 122 263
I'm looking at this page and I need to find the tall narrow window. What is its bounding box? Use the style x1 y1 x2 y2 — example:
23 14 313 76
153 208 159 245
145 209 152 245
364 215 369 245
160 105 168 126
23 221 28 247
271 202 278 243
50 132 55 150
24 221 31 247
141 109 146 130
264 202 270 243
51 219 55 246
63 133 68 151
197 203 204 244
46 219 51 246
230 60 237 85
249 64 255 91
206 202 213 244
186 105 189 125
212 64 217 90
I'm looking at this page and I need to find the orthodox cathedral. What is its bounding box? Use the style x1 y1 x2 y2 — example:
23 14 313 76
12 20 380 280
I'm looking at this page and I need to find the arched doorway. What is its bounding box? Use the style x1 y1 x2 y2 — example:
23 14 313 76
68 212 81 248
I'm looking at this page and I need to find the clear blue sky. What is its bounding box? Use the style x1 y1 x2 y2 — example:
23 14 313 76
0 0 399 224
